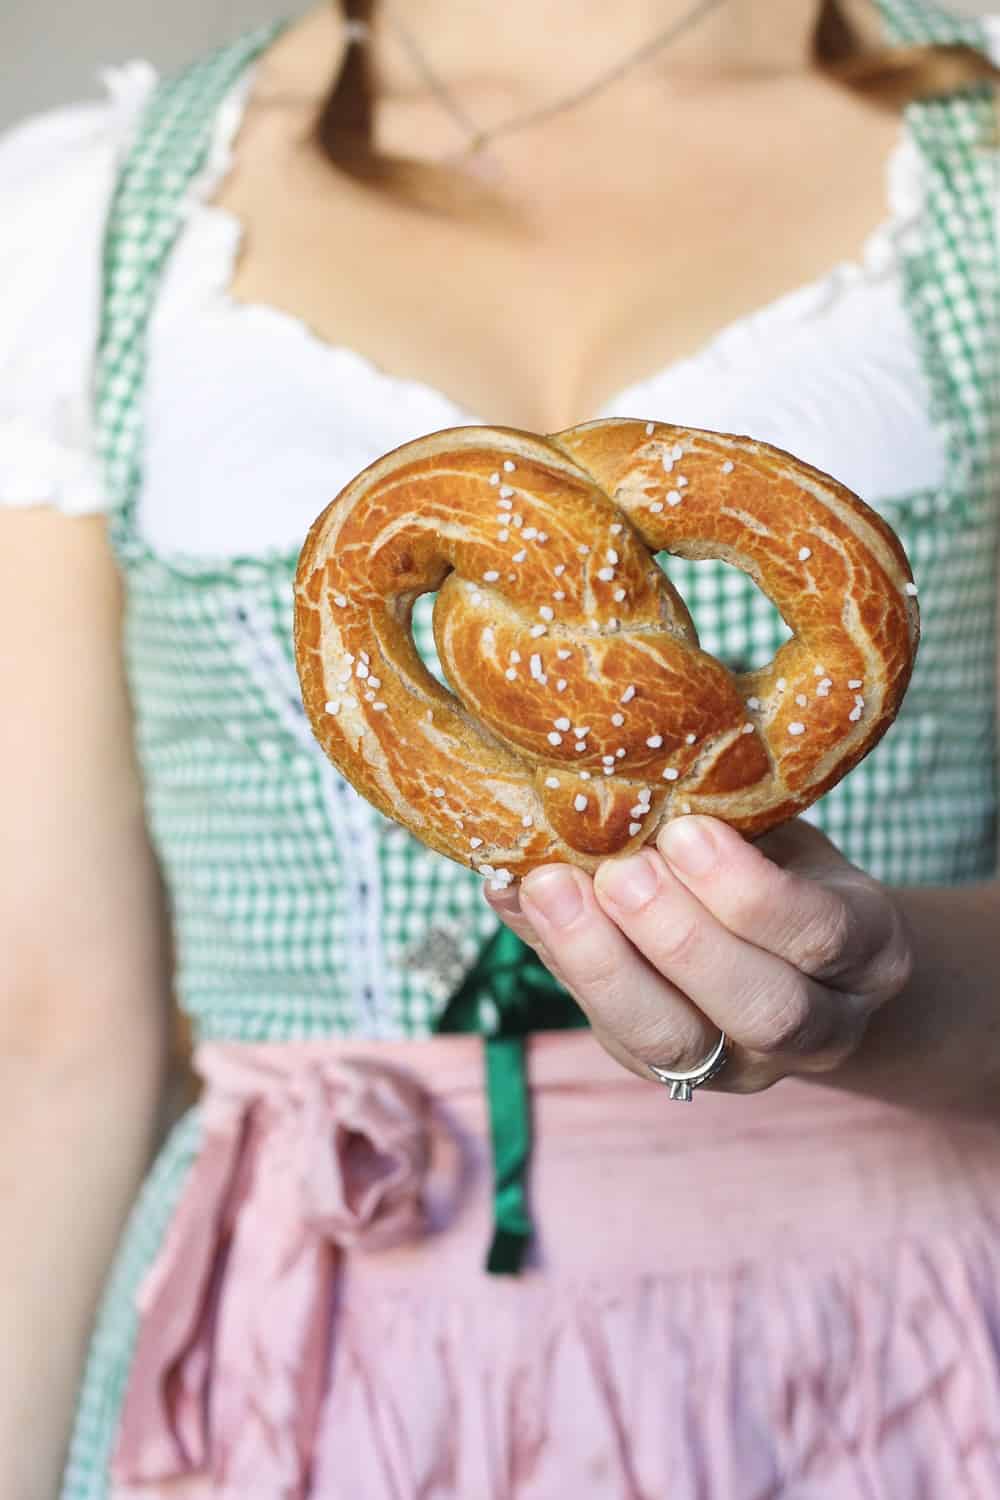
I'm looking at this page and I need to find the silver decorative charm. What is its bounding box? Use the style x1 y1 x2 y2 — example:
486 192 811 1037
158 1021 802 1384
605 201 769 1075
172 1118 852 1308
399 924 470 1000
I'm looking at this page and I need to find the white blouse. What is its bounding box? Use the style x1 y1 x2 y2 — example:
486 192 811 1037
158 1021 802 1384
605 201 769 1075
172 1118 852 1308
0 57 988 559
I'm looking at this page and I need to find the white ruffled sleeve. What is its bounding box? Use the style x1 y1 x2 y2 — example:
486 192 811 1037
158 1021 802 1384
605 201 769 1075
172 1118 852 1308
0 63 157 514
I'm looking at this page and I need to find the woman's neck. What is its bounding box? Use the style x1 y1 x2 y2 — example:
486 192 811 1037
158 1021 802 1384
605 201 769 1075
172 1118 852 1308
270 1 874 158
382 0 828 93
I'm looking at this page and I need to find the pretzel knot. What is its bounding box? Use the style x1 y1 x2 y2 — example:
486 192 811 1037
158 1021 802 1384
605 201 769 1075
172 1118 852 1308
295 420 919 884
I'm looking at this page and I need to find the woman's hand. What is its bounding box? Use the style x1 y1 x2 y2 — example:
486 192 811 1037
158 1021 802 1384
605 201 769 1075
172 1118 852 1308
485 816 914 1094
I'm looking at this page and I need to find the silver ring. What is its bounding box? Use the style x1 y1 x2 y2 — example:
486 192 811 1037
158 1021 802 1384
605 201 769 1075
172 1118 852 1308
648 1030 729 1102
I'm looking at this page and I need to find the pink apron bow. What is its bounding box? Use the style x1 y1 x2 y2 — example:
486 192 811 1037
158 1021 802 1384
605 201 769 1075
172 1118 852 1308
111 1045 431 1497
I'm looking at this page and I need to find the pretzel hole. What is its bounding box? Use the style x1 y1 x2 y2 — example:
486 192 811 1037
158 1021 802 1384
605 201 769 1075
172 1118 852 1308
656 553 793 675
411 589 449 688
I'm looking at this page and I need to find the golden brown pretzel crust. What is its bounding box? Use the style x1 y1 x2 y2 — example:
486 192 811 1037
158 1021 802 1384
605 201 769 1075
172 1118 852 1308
294 420 919 886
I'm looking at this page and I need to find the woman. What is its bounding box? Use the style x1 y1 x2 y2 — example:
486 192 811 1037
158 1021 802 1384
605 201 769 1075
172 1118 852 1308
2 0 1000 1495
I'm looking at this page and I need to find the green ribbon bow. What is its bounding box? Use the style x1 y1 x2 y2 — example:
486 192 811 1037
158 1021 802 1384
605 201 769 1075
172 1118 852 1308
435 923 586 1274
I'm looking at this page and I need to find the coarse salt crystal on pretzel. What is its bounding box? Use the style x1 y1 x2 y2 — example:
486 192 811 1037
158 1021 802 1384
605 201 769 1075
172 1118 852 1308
294 419 919 879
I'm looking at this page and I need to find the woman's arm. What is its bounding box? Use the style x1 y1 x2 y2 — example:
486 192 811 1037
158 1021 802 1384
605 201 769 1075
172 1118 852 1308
1 509 171 1500
826 878 1000 1114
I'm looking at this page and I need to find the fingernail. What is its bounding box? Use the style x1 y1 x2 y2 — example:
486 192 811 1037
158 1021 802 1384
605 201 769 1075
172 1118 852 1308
484 881 522 917
521 867 583 929
659 816 718 877
598 853 659 912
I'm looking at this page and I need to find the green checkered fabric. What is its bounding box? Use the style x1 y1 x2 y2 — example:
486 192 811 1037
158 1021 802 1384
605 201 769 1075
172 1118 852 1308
62 4 998 1493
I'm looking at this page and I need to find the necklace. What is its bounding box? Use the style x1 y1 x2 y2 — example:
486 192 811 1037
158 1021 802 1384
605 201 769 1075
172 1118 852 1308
355 0 731 171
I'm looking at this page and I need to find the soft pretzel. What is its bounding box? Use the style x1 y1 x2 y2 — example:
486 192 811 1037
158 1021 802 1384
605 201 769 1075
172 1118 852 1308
294 420 919 887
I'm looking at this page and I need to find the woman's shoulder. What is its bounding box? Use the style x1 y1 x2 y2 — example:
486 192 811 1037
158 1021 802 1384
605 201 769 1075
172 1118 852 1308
0 65 159 518
0 62 160 305
0 62 158 203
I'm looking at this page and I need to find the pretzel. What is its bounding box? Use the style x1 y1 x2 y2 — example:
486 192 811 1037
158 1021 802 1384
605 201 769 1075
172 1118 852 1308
294 420 919 887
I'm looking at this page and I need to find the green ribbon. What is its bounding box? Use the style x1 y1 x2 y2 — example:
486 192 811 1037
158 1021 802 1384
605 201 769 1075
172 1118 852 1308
483 1036 532 1274
435 923 586 1274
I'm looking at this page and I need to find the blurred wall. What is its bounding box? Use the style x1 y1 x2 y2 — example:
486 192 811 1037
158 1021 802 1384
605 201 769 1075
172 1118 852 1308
2 0 285 132
2 1 996 133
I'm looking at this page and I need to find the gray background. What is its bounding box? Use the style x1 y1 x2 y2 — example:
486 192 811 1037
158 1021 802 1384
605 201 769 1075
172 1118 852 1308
2 1 995 133
3 0 281 132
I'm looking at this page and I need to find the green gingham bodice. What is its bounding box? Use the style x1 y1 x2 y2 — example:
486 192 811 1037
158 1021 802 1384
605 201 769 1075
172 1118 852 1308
94 4 999 1052
62 3 999 1494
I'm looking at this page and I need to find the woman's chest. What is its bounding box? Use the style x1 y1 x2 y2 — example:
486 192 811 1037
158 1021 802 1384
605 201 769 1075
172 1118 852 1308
215 78 902 434
140 234 946 563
